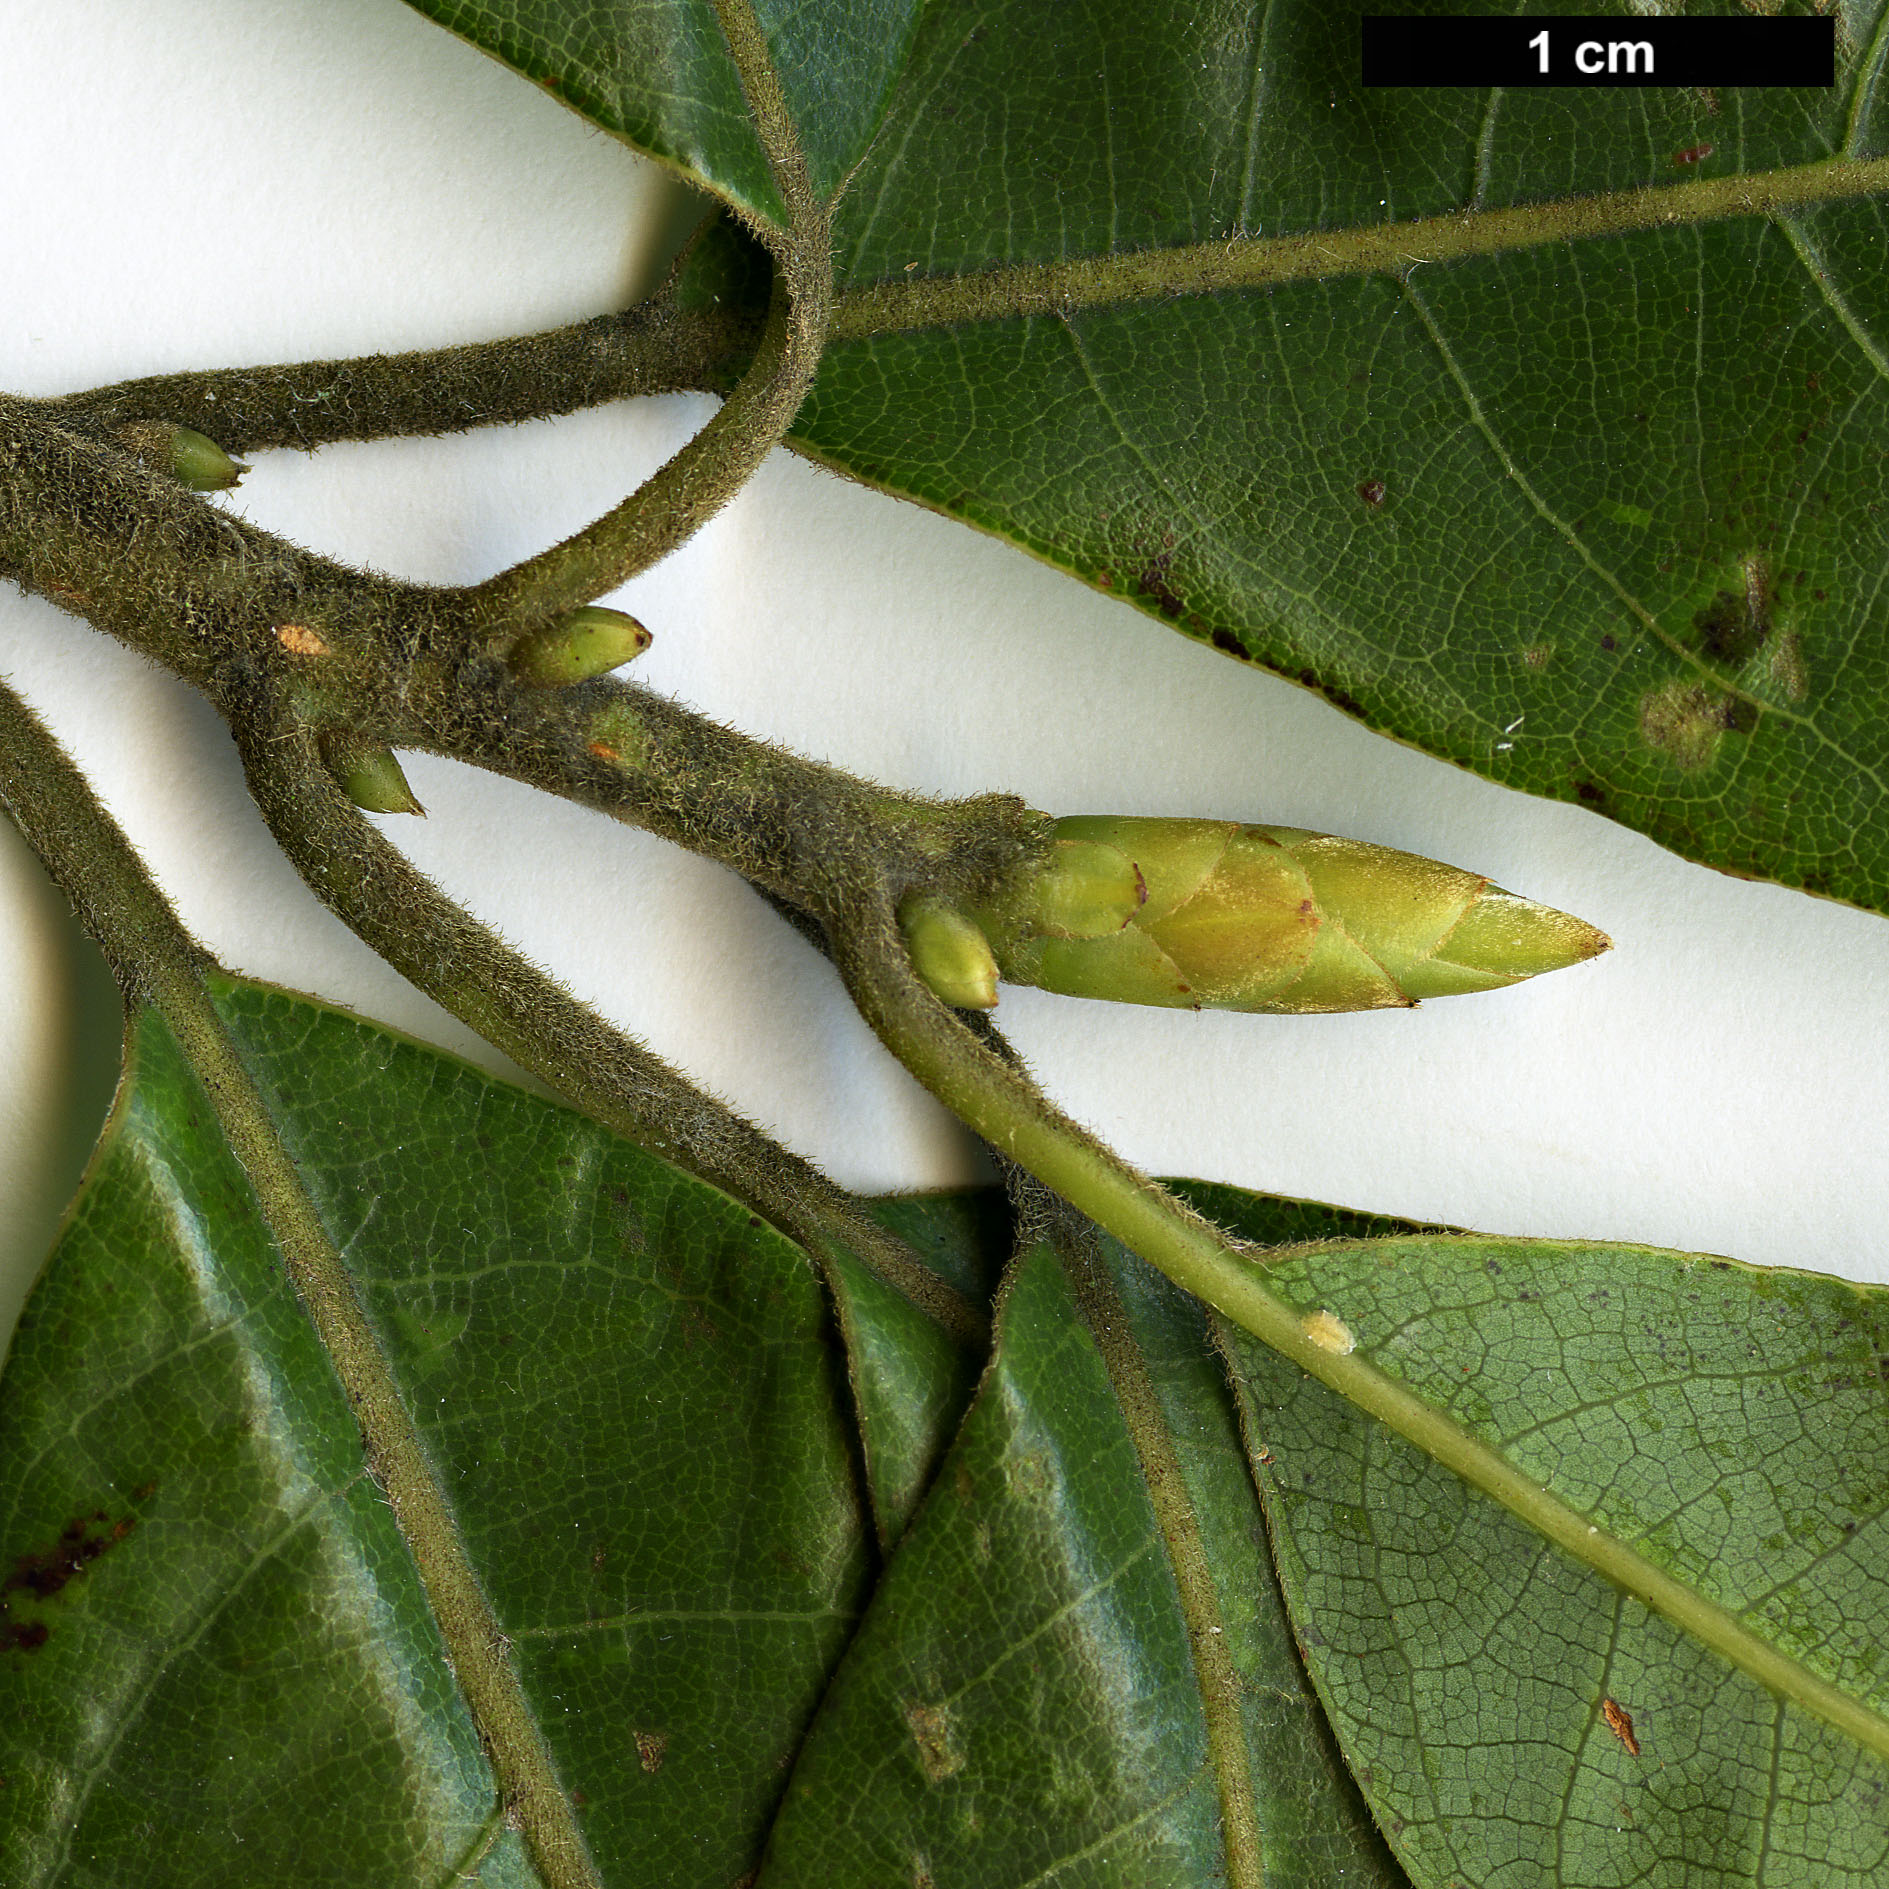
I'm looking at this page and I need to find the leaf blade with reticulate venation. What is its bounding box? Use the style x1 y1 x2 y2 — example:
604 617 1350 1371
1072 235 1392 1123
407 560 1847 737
762 1232 1409 1889
1198 1193 1889 1888
399 0 928 219
0 979 873 1889
408 0 1889 919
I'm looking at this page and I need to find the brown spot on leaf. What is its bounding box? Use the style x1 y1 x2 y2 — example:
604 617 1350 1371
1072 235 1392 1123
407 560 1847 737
1601 1696 1641 1756
1295 668 1366 718
1211 628 1247 659
1670 141 1714 165
2 1505 141 1652
1138 558 1184 618
1768 629 1808 701
9 1512 133 1600
1357 478 1387 508
1639 679 1742 769
635 1730 668 1774
904 1702 964 1783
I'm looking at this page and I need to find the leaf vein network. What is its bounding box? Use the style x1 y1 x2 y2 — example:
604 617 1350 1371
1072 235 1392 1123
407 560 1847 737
1401 272 1889 809
47 1473 369 1877
1052 309 1415 685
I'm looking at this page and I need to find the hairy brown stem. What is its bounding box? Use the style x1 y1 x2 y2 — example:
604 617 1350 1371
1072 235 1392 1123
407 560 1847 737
234 710 987 1344
0 396 1046 914
465 0 834 627
32 297 755 458
0 676 605 1889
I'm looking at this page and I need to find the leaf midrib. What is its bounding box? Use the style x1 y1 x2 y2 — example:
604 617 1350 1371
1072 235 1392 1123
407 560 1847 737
1058 1233 1266 1889
828 153 1889 337
1220 1237 1889 1765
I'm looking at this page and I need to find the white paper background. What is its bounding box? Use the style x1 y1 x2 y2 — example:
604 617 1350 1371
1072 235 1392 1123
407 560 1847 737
3 0 1886 1357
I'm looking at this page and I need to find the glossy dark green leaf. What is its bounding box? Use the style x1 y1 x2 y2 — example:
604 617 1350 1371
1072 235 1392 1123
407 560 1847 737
1203 1208 1889 1887
762 1233 1407 1888
824 1191 1007 1549
400 0 926 219
0 979 871 1888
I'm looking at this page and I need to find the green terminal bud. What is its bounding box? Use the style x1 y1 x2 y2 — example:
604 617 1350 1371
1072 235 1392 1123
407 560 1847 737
899 894 1000 1010
508 606 652 686
116 421 248 492
968 816 1609 1013
320 734 424 817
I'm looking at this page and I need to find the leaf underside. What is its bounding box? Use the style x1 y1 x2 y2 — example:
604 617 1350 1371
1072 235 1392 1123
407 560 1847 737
0 983 868 1888
762 1232 1406 1889
3 987 1885 1885
1206 1209 1889 1886
401 0 927 217
414 0 1889 919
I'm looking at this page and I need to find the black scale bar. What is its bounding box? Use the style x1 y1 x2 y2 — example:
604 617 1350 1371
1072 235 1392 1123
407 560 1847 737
1362 15 1835 88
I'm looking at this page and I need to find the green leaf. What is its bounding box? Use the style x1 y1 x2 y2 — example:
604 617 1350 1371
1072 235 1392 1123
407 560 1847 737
0 979 871 1888
822 1192 1006 1549
399 0 1889 909
1206 1213 1889 1887
21 965 1883 1884
762 1232 1407 1888
400 0 928 219
792 0 1889 912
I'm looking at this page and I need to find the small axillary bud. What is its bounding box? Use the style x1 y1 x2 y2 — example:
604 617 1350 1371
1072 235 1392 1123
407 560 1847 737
115 421 248 493
898 895 1000 1010
319 733 424 817
508 606 652 686
968 814 1609 1014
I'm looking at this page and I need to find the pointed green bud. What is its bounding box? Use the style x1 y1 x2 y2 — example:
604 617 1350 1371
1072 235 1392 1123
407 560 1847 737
899 894 999 1010
320 735 424 817
116 421 247 492
969 816 1607 1014
508 606 652 686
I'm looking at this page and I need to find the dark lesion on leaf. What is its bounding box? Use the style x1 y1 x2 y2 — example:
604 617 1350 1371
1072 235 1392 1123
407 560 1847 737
1600 1695 1641 1757
2 1498 147 1652
1692 586 1770 667
1138 552 1185 618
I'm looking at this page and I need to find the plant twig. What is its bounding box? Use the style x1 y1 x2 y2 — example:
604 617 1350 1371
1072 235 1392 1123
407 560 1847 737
466 0 833 626
32 296 754 457
0 677 605 1889
833 911 1889 1763
0 396 1047 924
233 710 986 1345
